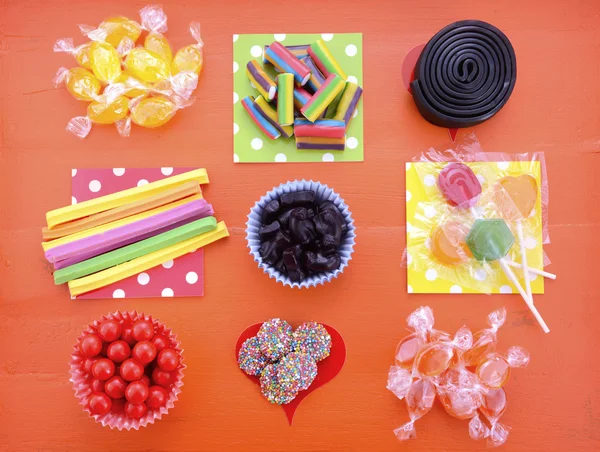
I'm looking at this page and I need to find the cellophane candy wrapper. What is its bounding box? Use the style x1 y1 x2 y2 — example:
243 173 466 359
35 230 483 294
69 311 185 430
246 180 356 289
387 305 530 447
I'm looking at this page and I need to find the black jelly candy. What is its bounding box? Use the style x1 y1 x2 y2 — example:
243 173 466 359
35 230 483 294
259 221 281 239
280 191 316 208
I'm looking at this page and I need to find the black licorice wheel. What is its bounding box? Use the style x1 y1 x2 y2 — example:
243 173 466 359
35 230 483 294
410 20 517 128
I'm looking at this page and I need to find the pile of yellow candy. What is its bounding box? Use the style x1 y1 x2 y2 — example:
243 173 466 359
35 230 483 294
53 5 203 138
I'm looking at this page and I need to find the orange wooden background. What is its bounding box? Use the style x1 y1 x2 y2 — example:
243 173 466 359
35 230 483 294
1 0 599 450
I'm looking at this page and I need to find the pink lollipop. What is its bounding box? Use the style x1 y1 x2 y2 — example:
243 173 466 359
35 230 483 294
438 163 482 208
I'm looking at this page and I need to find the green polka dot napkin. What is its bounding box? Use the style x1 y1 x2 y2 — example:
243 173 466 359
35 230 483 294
233 33 364 163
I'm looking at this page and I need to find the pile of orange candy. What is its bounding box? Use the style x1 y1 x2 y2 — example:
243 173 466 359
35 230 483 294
387 306 530 448
53 5 203 138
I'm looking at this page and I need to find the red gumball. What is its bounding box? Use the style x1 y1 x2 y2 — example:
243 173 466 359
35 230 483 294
139 375 151 386
83 358 97 375
125 381 149 403
151 335 169 352
106 340 131 363
110 397 126 414
88 392 112 416
152 367 174 388
125 401 148 419
132 341 157 365
132 319 154 342
157 348 179 371
79 334 102 358
92 358 115 381
98 319 122 342
105 376 127 399
146 386 169 410
120 359 144 382
90 378 105 393
120 323 137 346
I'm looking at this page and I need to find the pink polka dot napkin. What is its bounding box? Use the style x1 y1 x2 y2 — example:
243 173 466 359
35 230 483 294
71 167 205 299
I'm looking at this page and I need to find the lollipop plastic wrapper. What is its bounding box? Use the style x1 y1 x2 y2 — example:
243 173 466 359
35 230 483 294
52 4 202 138
387 306 530 447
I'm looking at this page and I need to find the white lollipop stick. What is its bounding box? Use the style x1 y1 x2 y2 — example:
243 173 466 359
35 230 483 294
499 259 550 333
504 260 556 280
515 219 533 306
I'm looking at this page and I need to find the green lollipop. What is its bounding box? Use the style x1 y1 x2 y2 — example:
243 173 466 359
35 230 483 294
466 219 515 262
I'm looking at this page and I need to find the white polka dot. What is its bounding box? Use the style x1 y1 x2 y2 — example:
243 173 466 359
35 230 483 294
497 162 510 170
424 205 437 218
405 162 412 170
524 237 537 249
347 75 358 84
233 61 239 73
161 167 173 176
406 253 412 265
234 123 239 135
322 153 334 162
425 269 438 281
71 196 77 205
406 190 412 202
161 288 174 297
233 153 240 163
112 168 125 176
346 136 358 149
500 285 512 294
274 153 287 162
423 174 436 187
113 289 125 298
321 34 334 41
137 179 148 187
137 272 150 285
450 285 463 294
233 34 239 42
185 271 198 284
406 222 413 233
345 44 358 57
407 285 414 294
476 174 485 184
528 271 538 282
250 45 263 57
274 34 286 42
89 180 101 192
353 108 359 118
251 138 263 150
233 92 239 104
71 169 77 177
474 269 487 281
162 259 174 269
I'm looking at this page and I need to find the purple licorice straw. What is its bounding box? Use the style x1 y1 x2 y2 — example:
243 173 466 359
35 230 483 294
47 199 213 269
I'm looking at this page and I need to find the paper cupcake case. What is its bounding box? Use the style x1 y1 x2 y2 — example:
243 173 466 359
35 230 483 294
246 180 356 289
69 311 185 431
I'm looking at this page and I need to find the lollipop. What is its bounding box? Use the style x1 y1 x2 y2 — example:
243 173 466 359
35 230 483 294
430 221 472 265
437 163 481 208
466 219 549 333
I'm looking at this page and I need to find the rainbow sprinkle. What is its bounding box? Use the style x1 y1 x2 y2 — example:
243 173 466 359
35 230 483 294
238 337 269 376
279 352 318 391
259 363 300 404
257 318 293 361
292 322 332 362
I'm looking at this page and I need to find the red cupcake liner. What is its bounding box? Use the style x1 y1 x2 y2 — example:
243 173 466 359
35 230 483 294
69 311 185 430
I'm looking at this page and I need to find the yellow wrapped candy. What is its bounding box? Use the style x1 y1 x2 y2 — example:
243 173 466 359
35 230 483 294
131 96 178 128
125 47 171 84
53 39 93 69
116 71 149 98
87 96 130 124
172 22 204 75
54 67 101 101
145 32 173 64
89 42 122 83
96 16 142 48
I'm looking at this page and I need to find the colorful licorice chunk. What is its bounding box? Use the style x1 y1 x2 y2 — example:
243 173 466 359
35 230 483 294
241 96 281 140
254 95 294 138
246 60 276 101
301 56 326 93
277 73 294 126
293 87 312 110
264 42 311 85
294 119 345 139
295 137 346 151
308 39 348 80
334 82 363 126
300 74 345 122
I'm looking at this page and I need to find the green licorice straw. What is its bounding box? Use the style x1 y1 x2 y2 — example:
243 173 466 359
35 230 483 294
53 216 217 285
